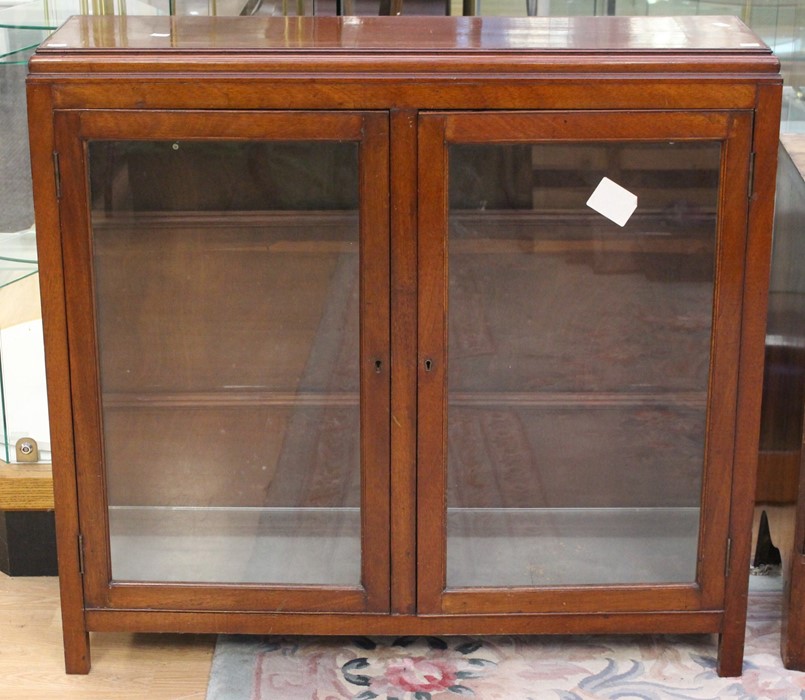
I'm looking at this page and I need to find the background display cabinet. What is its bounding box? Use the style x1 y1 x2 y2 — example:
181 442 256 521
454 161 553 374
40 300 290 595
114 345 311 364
26 14 781 677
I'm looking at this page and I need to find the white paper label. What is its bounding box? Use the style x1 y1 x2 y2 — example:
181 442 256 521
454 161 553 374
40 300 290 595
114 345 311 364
586 177 638 227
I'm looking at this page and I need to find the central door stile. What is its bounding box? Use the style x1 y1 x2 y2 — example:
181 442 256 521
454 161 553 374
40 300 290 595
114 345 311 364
416 114 450 614
390 109 419 615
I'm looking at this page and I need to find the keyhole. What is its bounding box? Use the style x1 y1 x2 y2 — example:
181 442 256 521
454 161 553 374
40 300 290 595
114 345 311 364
374 359 382 373
424 359 433 372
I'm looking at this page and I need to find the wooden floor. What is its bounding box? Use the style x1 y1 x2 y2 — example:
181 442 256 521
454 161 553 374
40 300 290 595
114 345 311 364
0 506 795 698
0 575 214 699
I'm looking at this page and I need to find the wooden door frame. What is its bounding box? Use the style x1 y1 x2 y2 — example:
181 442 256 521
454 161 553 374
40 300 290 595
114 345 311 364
416 109 754 617
54 108 392 614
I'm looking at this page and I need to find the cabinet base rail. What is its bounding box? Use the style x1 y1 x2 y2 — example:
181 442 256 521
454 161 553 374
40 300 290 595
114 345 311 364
83 608 724 636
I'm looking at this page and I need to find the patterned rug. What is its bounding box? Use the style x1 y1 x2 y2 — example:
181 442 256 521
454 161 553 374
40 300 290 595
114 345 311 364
205 583 805 699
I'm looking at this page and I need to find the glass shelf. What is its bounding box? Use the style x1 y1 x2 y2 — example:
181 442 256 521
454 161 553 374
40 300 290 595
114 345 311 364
0 227 36 289
0 26 48 60
0 0 154 31
0 0 258 60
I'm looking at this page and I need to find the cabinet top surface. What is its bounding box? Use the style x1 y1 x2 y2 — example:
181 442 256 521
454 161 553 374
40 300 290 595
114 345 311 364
37 15 770 56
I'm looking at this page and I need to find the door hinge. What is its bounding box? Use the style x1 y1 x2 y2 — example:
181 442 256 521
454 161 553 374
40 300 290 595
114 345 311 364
748 152 756 200
725 537 732 579
53 152 61 200
77 533 85 575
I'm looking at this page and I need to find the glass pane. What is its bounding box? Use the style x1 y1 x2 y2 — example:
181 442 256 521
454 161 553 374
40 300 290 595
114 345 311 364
446 141 720 587
89 139 361 585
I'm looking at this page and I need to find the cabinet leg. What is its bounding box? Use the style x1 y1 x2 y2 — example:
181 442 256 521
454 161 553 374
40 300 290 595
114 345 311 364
716 628 745 678
63 628 91 674
781 555 805 670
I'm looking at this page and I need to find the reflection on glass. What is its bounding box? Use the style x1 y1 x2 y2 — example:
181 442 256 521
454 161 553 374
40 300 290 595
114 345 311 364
89 140 361 585
446 141 720 587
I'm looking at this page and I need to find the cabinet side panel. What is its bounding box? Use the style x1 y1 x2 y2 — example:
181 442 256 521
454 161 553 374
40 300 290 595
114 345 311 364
27 91 90 674
717 81 782 678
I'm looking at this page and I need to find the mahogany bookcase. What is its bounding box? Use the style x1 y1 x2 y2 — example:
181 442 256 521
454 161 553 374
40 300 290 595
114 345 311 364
26 14 781 676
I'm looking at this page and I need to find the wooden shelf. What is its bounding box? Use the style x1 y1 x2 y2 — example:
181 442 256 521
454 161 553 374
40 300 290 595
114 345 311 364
0 462 54 511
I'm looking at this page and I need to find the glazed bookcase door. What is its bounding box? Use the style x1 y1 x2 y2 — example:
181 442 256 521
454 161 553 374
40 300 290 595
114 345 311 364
417 110 753 615
55 110 391 613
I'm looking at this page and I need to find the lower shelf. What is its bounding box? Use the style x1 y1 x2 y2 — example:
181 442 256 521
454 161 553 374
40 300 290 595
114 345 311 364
109 505 700 589
447 507 701 588
109 505 361 586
